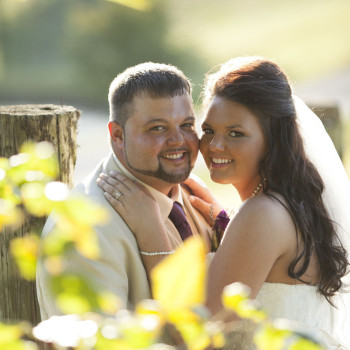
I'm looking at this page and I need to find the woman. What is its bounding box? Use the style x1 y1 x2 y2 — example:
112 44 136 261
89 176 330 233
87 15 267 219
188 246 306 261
98 57 350 348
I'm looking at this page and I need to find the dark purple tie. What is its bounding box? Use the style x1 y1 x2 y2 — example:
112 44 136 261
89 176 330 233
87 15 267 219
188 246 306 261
168 202 193 241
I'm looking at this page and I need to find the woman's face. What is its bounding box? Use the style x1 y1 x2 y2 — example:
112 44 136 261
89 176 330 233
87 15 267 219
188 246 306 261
200 96 268 197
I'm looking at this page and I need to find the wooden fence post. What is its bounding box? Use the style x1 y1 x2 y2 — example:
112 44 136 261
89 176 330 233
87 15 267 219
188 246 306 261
0 104 80 325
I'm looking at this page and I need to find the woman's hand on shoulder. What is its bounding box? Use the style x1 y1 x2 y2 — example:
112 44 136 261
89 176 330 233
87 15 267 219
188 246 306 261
183 175 223 225
97 171 162 240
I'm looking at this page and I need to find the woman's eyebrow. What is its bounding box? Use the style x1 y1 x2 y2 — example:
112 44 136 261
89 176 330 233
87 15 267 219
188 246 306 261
201 122 243 128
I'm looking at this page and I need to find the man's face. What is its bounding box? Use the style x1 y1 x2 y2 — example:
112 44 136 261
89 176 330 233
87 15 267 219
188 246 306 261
114 93 199 190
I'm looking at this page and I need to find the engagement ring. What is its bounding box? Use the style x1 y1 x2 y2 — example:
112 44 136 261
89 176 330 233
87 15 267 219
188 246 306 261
115 191 122 200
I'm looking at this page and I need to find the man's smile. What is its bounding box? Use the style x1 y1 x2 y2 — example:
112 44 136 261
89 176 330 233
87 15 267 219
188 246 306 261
161 150 188 161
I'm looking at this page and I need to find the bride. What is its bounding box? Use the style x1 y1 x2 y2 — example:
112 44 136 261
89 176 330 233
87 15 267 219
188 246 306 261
97 57 350 349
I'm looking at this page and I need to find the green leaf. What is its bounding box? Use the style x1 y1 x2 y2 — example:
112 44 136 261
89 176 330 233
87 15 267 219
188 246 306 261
119 315 161 349
97 312 162 350
10 234 39 280
151 236 207 312
222 282 251 311
50 196 109 259
98 291 121 314
57 293 91 315
135 299 163 319
0 323 22 344
21 182 54 216
42 228 72 256
289 337 323 350
0 158 10 184
254 323 293 350
95 334 127 350
0 323 37 350
234 299 267 323
52 274 98 314
8 142 58 185
53 196 109 228
50 274 119 315
0 199 23 231
177 321 210 350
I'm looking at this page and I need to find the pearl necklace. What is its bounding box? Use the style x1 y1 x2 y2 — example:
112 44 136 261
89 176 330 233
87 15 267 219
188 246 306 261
250 178 266 197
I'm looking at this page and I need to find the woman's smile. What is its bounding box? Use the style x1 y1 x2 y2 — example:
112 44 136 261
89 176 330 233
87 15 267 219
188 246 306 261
210 157 234 168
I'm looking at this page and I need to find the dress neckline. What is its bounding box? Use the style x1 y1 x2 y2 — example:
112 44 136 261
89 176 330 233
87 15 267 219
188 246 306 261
262 281 318 289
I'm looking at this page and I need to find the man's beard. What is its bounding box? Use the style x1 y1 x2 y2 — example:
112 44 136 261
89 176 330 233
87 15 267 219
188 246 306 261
124 146 193 184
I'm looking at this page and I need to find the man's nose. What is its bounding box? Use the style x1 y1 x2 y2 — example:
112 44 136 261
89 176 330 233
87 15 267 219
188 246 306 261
167 128 185 146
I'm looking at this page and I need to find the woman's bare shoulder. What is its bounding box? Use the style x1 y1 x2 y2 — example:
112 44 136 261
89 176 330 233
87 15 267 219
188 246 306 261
212 192 298 298
230 192 296 243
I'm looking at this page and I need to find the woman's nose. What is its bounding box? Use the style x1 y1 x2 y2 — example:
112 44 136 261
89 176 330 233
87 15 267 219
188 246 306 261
209 135 225 152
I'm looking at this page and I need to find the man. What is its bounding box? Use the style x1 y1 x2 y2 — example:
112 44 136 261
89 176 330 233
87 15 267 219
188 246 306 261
36 62 211 319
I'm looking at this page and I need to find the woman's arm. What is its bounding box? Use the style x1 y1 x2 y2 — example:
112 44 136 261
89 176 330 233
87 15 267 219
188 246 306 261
97 172 173 274
206 195 295 315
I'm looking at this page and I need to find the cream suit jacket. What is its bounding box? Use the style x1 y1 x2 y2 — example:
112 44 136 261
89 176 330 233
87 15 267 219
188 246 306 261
36 153 212 320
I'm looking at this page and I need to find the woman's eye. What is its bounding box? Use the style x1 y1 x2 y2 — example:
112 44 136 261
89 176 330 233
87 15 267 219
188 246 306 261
230 131 243 137
202 128 213 135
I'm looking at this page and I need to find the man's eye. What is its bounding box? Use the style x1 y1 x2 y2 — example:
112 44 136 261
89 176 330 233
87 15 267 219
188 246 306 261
202 128 213 135
150 126 165 131
230 131 243 137
182 123 195 129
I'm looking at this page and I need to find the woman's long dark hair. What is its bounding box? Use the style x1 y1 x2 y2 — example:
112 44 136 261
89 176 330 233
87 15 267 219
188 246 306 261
204 57 348 302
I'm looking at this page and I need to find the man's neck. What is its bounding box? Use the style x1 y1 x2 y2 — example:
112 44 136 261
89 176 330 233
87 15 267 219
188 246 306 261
113 152 176 196
128 171 175 196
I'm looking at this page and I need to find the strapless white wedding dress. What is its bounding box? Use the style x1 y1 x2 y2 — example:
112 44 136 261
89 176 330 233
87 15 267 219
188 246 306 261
223 282 348 349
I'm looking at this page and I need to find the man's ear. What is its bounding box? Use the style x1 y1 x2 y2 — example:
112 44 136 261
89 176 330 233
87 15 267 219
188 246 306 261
108 121 124 149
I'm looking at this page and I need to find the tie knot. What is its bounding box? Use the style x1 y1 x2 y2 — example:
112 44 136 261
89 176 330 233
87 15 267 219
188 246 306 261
169 202 186 225
169 202 193 241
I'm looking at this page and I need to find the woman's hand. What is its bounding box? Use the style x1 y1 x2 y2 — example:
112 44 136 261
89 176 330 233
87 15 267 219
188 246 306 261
184 176 223 225
97 171 163 242
97 171 173 275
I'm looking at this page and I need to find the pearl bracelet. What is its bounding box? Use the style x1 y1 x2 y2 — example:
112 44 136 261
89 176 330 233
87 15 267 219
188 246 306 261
140 250 175 256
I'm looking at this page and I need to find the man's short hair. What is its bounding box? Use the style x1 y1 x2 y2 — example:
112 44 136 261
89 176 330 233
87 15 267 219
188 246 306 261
108 62 192 127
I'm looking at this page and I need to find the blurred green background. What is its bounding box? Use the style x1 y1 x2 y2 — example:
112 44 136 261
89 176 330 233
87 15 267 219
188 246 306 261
1 0 349 208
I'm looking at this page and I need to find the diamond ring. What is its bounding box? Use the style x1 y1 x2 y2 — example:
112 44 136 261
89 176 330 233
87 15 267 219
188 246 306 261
115 191 123 200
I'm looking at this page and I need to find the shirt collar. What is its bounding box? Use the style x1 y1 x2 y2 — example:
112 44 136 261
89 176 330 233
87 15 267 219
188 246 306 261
112 153 183 219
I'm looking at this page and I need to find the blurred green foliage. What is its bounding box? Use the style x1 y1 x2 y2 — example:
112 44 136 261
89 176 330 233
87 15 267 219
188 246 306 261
1 0 349 111
1 141 324 349
0 0 205 108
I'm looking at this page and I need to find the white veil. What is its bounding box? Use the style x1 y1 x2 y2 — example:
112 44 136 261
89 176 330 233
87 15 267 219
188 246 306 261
294 96 350 346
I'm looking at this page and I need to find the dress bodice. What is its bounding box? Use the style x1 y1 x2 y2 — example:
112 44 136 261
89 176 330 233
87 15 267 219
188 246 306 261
256 282 331 331
224 282 347 350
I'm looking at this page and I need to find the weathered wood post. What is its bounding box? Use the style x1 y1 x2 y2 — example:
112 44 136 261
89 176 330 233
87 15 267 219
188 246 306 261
0 104 80 325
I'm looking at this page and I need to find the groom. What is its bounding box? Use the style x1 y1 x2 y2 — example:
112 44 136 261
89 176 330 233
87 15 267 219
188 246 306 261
36 62 212 319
